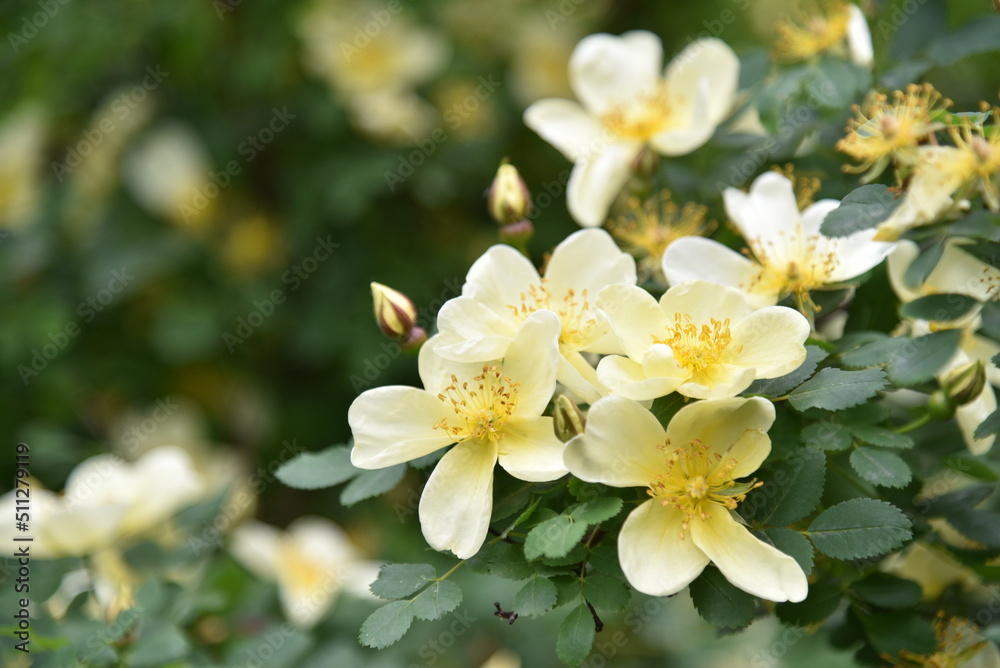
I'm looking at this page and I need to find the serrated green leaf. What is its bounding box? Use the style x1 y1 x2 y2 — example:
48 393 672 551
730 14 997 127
553 575 584 609
974 406 1000 440
851 573 921 609
412 580 462 620
801 422 853 452
502 497 541 538
491 471 535 522
587 544 625 579
838 403 891 425
468 541 535 581
848 425 914 449
744 448 825 526
904 242 945 289
887 329 964 386
358 601 414 649
820 184 900 237
850 447 911 488
689 567 756 629
567 478 610 502
807 499 912 560
917 484 994 517
775 581 841 627
761 528 814 576
276 446 359 490
900 295 978 323
340 464 405 506
524 516 588 561
370 564 436 599
513 575 557 618
945 509 1000 549
557 603 596 667
788 368 888 412
541 542 588 567
745 345 829 397
649 393 686 429
860 611 936 658
569 497 623 525
841 336 906 369
583 574 630 612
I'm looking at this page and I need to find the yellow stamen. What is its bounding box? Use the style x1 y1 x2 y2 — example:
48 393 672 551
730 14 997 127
600 86 673 140
506 281 597 349
652 313 740 374
773 0 853 63
433 366 519 443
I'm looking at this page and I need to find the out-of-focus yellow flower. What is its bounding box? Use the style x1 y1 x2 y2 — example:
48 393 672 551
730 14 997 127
948 111 1000 211
0 104 45 229
837 84 950 183
221 214 285 278
883 614 1000 668
773 1 872 66
608 190 713 284
480 649 522 668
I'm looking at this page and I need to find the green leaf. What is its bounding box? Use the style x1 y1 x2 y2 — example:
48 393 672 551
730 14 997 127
745 345 828 396
809 57 871 110
944 456 999 481
886 330 963 386
569 497 623 525
851 573 921 609
974 406 1000 440
567 479 610 502
801 423 853 452
370 564 436 599
583 575 630 612
524 515 588 561
841 336 907 369
955 241 1000 269
860 611 936 658
807 499 912 560
412 581 463 621
276 445 358 490
775 581 841 627
761 528 814 576
513 575 557 618
556 603 596 667
925 16 1000 66
903 242 944 289
820 185 900 238
744 448 825 526
900 295 978 323
468 541 535 581
945 509 1000 549
587 544 625 579
788 368 888 412
128 623 190 668
850 447 911 488
340 464 405 506
649 393 686 429
541 543 589 567
848 425 914 449
358 600 415 649
917 484 994 517
503 497 541 536
688 567 756 629
491 472 535 521
839 403 891 425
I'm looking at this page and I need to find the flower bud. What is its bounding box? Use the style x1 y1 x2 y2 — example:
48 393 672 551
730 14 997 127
944 360 987 407
498 220 534 249
371 282 417 340
553 395 586 442
927 389 955 421
488 162 532 225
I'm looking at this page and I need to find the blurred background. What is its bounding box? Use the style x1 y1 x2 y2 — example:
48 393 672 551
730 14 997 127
2 0 999 666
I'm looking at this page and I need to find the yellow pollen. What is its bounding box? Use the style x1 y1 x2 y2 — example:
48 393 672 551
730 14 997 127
432 366 519 443
506 280 597 349
946 110 1000 211
652 313 740 373
600 86 672 140
772 0 852 63
646 438 762 540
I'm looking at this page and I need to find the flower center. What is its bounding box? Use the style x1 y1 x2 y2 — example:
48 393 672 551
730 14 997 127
773 1 851 62
652 313 739 373
647 439 761 540
745 229 841 298
279 544 329 594
600 86 672 140
507 282 596 350
433 366 519 443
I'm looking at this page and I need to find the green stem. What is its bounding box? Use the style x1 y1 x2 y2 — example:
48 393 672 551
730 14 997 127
895 413 932 434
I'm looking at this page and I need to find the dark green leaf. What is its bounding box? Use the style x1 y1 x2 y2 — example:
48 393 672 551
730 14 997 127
974 407 1000 440
809 58 871 110
801 423 853 452
807 499 912 560
340 464 405 506
900 295 978 324
583 575 630 612
775 581 841 627
944 456 999 481
788 368 888 412
761 528 814 576
569 497 623 525
820 185 900 238
848 425 913 449
945 509 1000 549
468 541 535 581
903 242 945 289
276 445 359 490
860 611 936 658
524 516 588 561
370 564 436 599
587 544 625 579
745 345 828 396
851 573 921 609
744 448 825 526
556 603 596 667
838 403 891 425
916 484 994 517
841 336 907 369
513 575 557 618
689 567 756 629
649 393 686 429
567 479 610 502
925 16 1000 66
128 623 190 668
850 447 911 488
956 241 1000 269
412 581 462 621
358 601 414 649
541 543 589 567
491 471 536 521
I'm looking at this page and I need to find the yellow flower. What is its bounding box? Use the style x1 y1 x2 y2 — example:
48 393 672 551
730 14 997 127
0 104 45 229
773 1 872 66
564 396 807 602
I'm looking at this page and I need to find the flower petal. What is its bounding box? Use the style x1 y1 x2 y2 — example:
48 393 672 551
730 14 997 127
957 383 996 456
544 229 637 325
557 347 607 405
229 520 282 581
569 30 662 116
680 364 757 400
691 504 807 602
662 236 760 293
498 417 567 482
886 240 921 303
287 516 359 566
523 99 606 162
597 354 681 401
502 310 562 416
826 229 897 283
663 38 740 127
433 297 517 366
567 140 642 227
563 395 666 487
618 500 710 596
658 280 752 327
596 284 668 361
462 244 542 316
349 387 454 468
729 306 810 378
846 4 874 67
724 172 800 250
665 397 775 468
419 439 497 558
